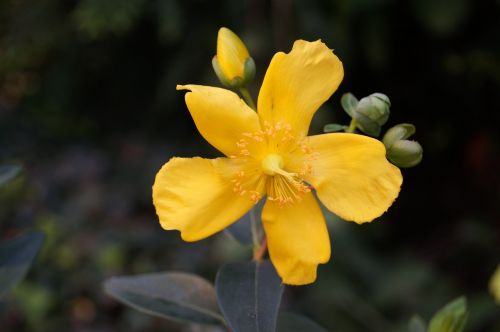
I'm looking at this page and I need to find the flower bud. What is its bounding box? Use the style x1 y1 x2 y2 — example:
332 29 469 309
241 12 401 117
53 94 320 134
212 27 255 89
341 93 390 137
383 124 423 168
382 123 415 148
354 93 390 136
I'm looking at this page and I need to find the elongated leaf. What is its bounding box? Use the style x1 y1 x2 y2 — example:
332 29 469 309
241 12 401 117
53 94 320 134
0 231 45 297
428 297 468 332
408 315 427 332
216 260 284 332
323 123 348 133
104 272 224 325
277 312 328 332
0 164 22 187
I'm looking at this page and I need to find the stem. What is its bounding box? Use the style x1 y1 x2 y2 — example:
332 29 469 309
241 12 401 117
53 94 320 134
250 207 267 261
239 87 256 110
250 208 260 247
345 118 357 133
253 238 268 262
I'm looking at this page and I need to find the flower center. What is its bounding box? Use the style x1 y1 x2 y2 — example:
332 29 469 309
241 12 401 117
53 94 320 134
230 121 314 206
261 154 284 176
261 153 311 207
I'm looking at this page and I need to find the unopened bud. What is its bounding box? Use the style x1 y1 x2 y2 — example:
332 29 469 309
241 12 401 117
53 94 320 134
355 93 390 136
383 124 423 168
212 27 255 89
341 93 390 137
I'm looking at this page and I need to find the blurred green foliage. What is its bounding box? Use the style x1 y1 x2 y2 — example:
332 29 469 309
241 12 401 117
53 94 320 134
0 0 499 331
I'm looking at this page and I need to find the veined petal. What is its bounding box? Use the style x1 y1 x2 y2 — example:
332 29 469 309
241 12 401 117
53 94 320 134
177 85 261 157
153 157 265 241
257 40 343 139
300 133 402 223
262 192 330 285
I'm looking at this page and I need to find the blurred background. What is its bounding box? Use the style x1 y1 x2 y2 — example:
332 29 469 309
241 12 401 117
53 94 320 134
0 0 499 331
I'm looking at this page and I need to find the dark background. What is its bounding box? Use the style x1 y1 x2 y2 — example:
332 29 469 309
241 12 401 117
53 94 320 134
0 0 499 331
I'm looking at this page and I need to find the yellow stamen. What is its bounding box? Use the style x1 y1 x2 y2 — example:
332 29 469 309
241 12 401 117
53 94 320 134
261 153 311 207
232 122 312 205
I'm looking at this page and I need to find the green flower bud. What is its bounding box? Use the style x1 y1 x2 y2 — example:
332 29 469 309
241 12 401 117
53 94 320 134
212 27 255 89
355 93 390 136
382 123 415 148
341 92 390 137
383 123 423 168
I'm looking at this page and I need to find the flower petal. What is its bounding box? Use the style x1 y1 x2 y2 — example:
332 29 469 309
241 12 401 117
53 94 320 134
257 40 343 138
261 192 330 285
301 133 402 223
153 157 265 241
216 27 250 80
177 85 261 157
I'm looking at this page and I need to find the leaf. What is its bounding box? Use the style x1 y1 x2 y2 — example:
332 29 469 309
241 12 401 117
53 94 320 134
428 296 468 332
408 315 427 332
104 272 224 325
0 231 45 297
341 93 358 117
323 123 348 133
277 312 328 332
0 164 22 188
215 260 284 332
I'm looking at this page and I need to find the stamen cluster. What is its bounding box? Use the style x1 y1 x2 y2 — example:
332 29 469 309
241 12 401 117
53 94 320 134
230 121 315 207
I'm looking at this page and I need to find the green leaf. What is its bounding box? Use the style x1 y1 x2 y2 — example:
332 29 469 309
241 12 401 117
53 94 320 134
428 297 468 332
0 164 22 187
341 93 359 118
216 260 284 332
323 123 348 133
0 231 45 297
408 315 427 332
104 272 224 325
277 312 328 332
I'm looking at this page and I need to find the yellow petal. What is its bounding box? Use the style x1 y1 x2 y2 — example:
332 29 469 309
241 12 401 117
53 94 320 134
299 133 402 223
217 27 250 80
262 192 330 285
257 40 343 139
153 157 265 241
177 85 261 157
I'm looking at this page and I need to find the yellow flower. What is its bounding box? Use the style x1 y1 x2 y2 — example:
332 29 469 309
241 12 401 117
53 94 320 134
153 40 402 285
212 27 253 86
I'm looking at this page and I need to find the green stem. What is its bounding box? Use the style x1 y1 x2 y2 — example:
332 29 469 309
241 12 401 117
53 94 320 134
250 207 267 261
250 208 260 248
239 87 256 110
345 118 357 133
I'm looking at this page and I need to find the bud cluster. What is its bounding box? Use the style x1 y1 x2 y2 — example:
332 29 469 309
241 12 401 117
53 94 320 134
324 92 422 168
